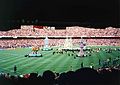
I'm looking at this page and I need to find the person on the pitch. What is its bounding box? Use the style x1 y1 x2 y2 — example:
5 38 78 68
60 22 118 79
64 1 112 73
53 51 55 55
91 63 94 69
70 65 73 71
99 59 101 65
14 65 17 73
74 56 76 59
109 57 111 62
81 62 83 68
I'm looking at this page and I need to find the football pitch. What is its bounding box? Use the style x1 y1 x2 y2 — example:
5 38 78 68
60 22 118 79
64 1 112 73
0 46 120 75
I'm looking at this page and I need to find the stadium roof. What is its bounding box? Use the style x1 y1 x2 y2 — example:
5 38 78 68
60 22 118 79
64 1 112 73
0 0 119 30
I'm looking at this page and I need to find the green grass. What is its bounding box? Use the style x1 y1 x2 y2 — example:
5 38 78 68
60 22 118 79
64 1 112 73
0 46 120 75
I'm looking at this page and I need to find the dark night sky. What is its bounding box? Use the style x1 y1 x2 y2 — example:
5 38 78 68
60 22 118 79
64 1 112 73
0 0 119 30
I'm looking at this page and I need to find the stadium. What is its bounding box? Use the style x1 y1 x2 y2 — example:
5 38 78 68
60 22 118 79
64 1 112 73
0 25 120 85
0 0 119 84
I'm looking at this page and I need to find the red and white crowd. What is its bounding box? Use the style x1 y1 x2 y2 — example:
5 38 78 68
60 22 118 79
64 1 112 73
0 26 120 37
0 26 120 48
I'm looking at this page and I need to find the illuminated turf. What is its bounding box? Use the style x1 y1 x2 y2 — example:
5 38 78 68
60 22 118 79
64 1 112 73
0 46 120 75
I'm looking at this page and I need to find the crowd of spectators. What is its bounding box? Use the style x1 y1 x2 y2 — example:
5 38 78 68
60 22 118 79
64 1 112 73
0 26 120 37
0 39 43 48
0 66 120 85
87 39 120 46
66 27 120 37
0 39 65 48
0 26 120 48
0 38 119 49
